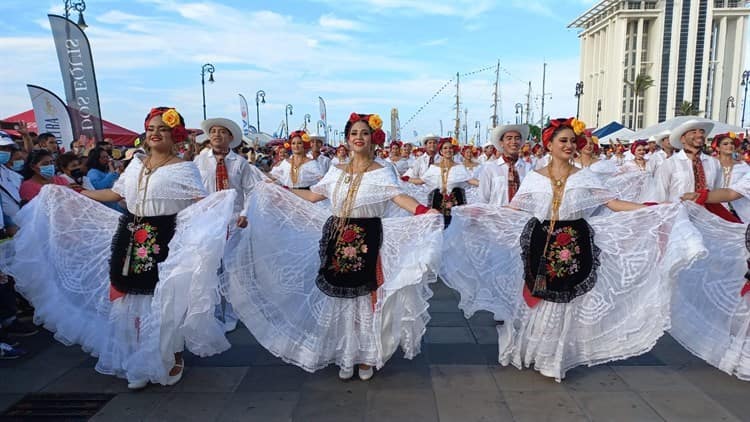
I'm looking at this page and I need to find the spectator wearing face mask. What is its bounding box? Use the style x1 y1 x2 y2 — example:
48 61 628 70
0 133 22 234
56 152 86 190
19 149 70 204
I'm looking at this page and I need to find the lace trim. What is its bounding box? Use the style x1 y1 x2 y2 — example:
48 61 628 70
519 217 601 303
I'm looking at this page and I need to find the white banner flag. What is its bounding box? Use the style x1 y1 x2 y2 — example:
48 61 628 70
27 84 75 148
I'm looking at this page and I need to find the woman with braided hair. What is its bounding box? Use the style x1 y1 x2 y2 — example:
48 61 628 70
224 112 441 381
440 117 703 381
0 107 236 389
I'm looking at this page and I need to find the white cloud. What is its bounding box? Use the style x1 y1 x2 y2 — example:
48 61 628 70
318 14 361 31
314 0 495 19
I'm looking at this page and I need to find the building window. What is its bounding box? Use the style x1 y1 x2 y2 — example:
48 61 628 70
645 1 657 8
714 0 725 7
628 1 642 9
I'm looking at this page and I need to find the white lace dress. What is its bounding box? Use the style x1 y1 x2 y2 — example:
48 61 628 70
421 164 478 204
605 160 657 203
270 159 323 188
223 166 443 372
440 168 704 380
0 156 236 385
669 172 750 380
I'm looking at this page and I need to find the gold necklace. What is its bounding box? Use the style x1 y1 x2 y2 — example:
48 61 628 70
144 154 174 175
439 160 452 194
290 156 305 185
343 159 372 184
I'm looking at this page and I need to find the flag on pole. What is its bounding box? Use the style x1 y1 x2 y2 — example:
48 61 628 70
239 94 251 136
27 84 75 149
318 97 326 122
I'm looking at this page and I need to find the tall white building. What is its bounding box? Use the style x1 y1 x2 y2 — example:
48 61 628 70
569 0 750 129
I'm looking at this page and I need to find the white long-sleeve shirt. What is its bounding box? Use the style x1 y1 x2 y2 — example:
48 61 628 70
194 149 267 217
652 150 722 202
478 158 531 206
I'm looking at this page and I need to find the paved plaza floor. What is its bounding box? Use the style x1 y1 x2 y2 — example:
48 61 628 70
2 281 750 421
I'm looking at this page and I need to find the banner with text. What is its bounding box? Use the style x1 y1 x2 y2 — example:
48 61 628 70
27 84 75 149
48 14 103 142
239 94 251 136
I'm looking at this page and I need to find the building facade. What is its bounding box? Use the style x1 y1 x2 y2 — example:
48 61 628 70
569 0 750 129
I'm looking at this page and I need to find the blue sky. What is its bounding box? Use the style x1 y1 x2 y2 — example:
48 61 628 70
0 0 598 142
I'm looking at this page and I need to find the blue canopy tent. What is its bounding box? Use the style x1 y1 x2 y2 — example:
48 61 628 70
593 121 625 138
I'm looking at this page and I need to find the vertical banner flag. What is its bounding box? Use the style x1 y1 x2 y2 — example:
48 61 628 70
318 96 327 142
48 14 103 142
239 94 251 136
27 85 75 149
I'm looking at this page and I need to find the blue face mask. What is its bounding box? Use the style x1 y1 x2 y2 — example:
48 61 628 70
11 160 24 172
39 164 56 179
0 151 10 165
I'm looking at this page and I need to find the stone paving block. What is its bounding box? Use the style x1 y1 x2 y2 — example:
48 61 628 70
650 334 704 366
292 389 367 421
145 392 231 421
90 392 167 421
470 326 499 345
41 367 130 394
427 311 469 327
224 323 259 346
0 367 72 393
302 366 371 394
479 344 501 365
428 299 461 313
570 391 662 422
430 282 459 300
369 362 432 391
706 393 750 421
675 364 750 395
425 343 487 365
171 367 248 393
0 394 22 413
430 365 499 393
489 365 566 392
366 388 438 422
424 326 474 344
183 345 255 367
641 390 740 421
611 366 698 392
216 392 299 422
16 342 89 372
433 389 512 422
563 365 630 392
468 311 499 327
237 365 310 392
504 391 586 422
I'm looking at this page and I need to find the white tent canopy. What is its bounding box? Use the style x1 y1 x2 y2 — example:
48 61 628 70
629 116 743 141
598 127 636 145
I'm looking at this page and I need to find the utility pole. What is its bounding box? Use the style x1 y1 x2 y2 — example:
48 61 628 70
540 62 548 128
491 59 500 128
454 72 461 141
525 81 532 125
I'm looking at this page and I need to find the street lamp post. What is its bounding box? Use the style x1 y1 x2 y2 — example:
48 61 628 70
317 120 325 136
63 0 87 29
474 121 481 143
200 63 215 120
284 105 293 137
303 114 311 130
596 99 602 127
255 90 266 134
726 96 736 124
742 71 750 127
515 103 523 124
575 82 584 119
327 125 332 145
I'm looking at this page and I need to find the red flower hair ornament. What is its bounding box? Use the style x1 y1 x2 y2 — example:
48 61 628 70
541 117 587 150
711 132 743 151
347 112 386 146
144 107 188 143
630 140 648 155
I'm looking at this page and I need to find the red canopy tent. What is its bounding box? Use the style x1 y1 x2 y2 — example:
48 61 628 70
1 109 139 147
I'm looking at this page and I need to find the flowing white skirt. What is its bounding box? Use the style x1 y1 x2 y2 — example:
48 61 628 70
223 182 443 372
440 203 705 380
670 203 750 380
0 185 236 384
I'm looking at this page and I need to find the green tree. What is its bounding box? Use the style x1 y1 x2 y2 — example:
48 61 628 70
624 72 655 130
675 101 702 116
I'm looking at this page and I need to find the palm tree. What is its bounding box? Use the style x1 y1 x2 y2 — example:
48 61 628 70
675 101 702 116
624 73 655 130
